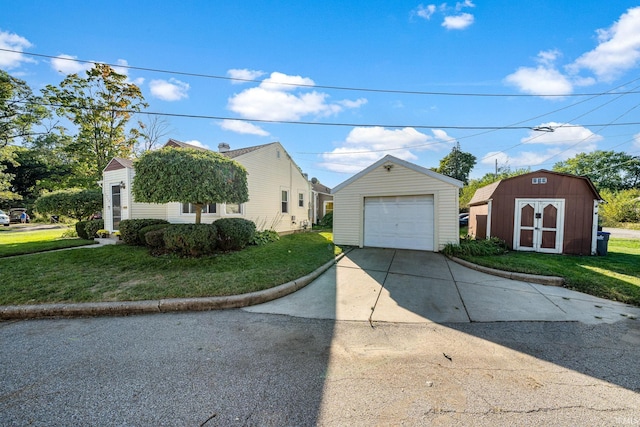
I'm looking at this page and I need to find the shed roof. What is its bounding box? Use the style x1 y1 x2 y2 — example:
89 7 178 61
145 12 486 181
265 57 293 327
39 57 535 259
103 157 134 172
468 169 602 206
332 155 463 194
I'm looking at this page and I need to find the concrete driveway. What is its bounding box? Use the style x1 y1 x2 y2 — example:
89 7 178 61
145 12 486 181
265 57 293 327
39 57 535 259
245 248 640 324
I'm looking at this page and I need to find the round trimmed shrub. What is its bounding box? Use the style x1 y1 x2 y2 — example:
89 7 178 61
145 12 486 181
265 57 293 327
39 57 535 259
138 224 171 245
119 219 170 245
145 229 166 249
84 219 104 239
214 218 256 251
163 223 218 257
75 220 90 240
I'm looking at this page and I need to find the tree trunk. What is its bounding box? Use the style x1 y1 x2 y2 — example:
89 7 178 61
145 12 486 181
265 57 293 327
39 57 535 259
194 203 203 224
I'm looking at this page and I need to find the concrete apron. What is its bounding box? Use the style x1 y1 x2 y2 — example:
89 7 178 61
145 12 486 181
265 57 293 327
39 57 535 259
244 248 640 324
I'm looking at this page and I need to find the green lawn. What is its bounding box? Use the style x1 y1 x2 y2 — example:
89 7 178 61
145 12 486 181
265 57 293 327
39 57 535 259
0 232 339 305
0 227 96 257
461 238 640 306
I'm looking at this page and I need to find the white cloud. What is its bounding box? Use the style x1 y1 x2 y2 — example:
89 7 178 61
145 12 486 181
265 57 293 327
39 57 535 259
504 51 573 96
442 13 474 30
227 68 265 84
482 125 600 168
149 78 189 101
337 98 368 109
319 127 451 173
455 0 475 11
570 6 640 82
50 54 91 74
219 119 270 136
0 30 34 69
416 4 436 20
260 72 315 91
227 71 366 122
521 122 603 145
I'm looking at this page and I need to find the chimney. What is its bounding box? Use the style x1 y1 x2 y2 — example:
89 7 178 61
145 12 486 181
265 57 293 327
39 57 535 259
218 142 230 153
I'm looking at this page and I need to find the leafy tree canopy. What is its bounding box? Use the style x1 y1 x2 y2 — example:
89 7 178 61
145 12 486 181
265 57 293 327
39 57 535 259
1 69 49 147
42 64 147 183
132 147 249 224
553 150 640 192
34 188 102 220
433 142 476 185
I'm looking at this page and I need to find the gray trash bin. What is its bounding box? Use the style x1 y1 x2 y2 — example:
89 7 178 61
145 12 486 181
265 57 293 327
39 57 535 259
596 231 610 256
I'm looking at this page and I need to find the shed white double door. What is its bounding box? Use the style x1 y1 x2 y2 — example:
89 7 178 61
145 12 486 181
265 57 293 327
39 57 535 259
364 195 434 251
514 198 565 254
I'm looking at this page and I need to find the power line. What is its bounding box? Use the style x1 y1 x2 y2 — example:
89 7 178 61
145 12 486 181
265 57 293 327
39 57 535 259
5 47 640 98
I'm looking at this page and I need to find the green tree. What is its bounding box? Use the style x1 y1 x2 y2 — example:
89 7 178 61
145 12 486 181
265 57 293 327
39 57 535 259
132 147 249 224
1 70 49 202
433 142 477 185
34 188 103 220
1 70 48 147
42 63 147 185
599 188 640 225
553 150 640 192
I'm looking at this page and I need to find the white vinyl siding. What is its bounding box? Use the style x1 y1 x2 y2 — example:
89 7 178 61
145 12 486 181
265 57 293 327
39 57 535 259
104 142 311 233
333 162 460 251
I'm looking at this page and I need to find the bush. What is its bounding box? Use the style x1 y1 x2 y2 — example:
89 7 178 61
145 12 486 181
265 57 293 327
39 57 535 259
251 229 280 246
34 188 103 220
214 218 256 251
145 229 166 249
138 224 171 245
163 224 218 257
119 219 170 245
442 237 509 257
318 211 333 228
84 219 104 239
75 220 90 240
600 189 640 225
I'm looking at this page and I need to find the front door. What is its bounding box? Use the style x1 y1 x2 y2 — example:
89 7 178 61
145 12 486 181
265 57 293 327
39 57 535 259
514 199 564 254
111 184 122 230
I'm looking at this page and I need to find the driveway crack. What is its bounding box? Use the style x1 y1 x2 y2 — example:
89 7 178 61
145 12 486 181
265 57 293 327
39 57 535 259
368 250 396 327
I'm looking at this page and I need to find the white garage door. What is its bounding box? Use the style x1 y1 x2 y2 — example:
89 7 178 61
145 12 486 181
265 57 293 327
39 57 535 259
364 195 434 251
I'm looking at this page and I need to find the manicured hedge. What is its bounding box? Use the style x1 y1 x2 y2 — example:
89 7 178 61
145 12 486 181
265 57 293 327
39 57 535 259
84 219 105 239
119 219 169 245
144 229 166 249
214 218 256 251
138 224 171 246
163 223 218 256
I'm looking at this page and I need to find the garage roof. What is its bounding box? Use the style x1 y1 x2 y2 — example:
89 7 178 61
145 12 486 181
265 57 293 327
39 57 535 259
332 155 463 193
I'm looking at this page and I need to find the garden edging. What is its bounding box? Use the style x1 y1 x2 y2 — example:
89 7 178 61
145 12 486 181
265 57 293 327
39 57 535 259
0 253 345 320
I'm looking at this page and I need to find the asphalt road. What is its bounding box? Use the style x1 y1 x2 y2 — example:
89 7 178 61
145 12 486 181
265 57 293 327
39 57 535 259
1 310 639 426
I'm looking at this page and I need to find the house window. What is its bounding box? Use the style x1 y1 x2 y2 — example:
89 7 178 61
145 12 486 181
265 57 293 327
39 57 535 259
182 203 216 214
298 192 304 208
225 203 242 215
532 177 548 184
281 190 289 213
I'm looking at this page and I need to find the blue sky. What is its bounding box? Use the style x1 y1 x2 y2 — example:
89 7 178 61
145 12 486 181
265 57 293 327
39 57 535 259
2 1 640 187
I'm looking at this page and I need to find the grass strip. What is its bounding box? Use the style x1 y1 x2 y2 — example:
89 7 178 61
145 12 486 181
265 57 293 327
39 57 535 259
460 238 640 306
0 228 96 257
0 232 338 305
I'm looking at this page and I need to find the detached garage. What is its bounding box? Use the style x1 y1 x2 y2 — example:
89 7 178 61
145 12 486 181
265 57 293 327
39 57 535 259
332 155 463 252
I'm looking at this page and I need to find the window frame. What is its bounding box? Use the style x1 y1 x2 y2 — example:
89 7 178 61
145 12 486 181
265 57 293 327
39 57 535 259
181 203 216 214
281 190 289 213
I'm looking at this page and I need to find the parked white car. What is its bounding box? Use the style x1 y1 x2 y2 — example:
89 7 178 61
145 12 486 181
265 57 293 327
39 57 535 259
0 210 10 226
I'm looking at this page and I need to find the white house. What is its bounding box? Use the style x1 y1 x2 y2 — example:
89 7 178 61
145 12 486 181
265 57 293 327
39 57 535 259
101 140 311 234
332 155 463 252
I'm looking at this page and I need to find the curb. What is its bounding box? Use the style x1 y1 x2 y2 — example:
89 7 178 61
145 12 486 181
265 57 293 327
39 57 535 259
0 253 345 320
450 257 565 287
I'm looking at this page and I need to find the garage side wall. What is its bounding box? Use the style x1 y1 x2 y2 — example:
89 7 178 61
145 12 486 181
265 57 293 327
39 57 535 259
334 164 460 251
